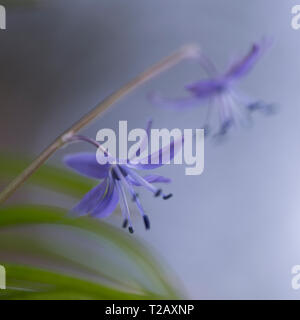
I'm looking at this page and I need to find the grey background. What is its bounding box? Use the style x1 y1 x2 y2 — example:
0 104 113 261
1 0 300 299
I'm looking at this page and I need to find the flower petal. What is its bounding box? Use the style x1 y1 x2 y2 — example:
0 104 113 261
127 136 183 170
127 174 171 186
224 38 270 81
185 78 228 98
130 119 153 161
64 152 110 179
71 180 108 216
91 176 119 218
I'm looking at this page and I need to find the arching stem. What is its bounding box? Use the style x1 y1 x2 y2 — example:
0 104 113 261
0 44 200 205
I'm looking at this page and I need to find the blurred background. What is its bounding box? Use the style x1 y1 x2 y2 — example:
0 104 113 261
1 0 300 299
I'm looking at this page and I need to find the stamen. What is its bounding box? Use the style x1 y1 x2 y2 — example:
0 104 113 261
125 167 162 196
114 166 149 228
115 179 134 233
155 189 162 197
124 167 173 203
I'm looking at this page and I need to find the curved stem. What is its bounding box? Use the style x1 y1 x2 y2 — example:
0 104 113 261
0 44 200 205
67 135 106 153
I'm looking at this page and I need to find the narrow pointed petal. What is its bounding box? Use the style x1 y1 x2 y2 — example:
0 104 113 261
64 153 110 179
127 136 183 170
185 78 227 97
127 174 171 186
91 181 118 218
123 167 162 195
225 38 270 81
91 177 119 218
149 91 200 109
130 119 153 160
71 180 108 216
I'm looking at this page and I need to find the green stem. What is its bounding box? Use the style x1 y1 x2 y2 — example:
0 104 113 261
0 44 200 205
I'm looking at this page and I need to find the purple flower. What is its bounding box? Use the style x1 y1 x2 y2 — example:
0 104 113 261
151 39 275 137
64 124 179 234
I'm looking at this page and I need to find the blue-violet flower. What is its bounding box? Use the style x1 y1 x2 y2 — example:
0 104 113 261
64 124 179 234
151 39 275 137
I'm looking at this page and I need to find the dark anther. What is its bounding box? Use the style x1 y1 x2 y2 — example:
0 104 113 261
154 189 162 197
163 193 173 200
129 227 134 234
143 215 150 230
111 169 120 180
132 193 139 202
122 219 128 228
111 166 128 180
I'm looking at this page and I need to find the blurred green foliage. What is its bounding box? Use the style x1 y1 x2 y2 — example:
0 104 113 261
0 153 181 299
0 152 94 197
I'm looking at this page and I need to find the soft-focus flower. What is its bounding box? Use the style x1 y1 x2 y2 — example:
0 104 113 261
64 124 179 234
151 39 275 137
